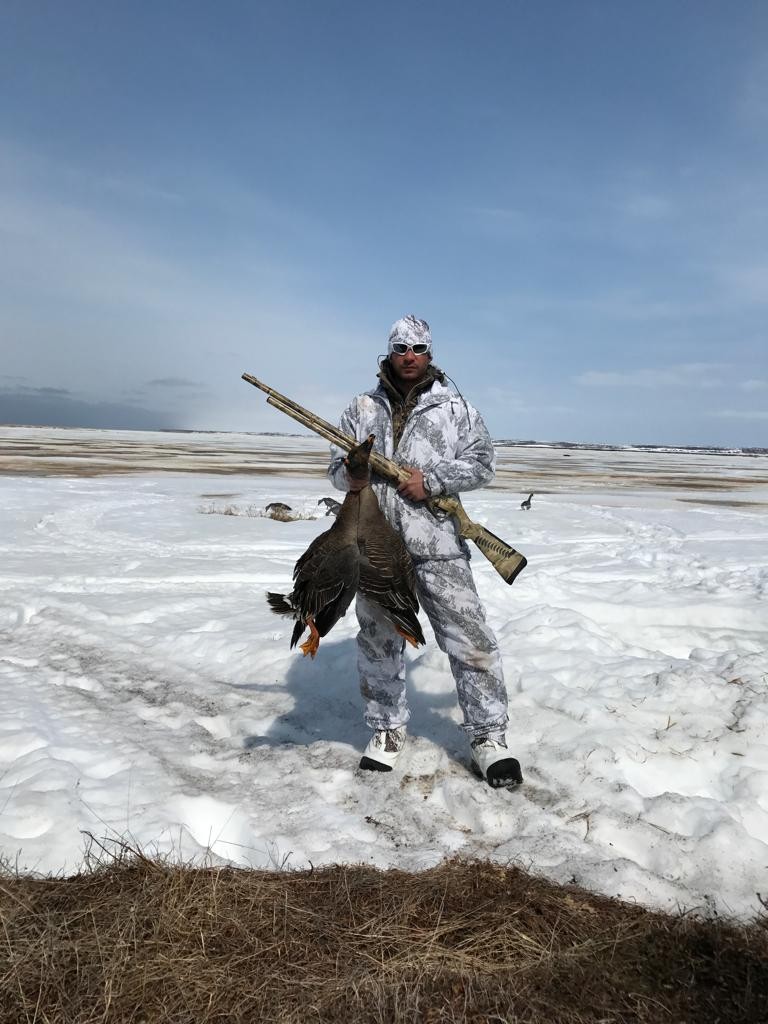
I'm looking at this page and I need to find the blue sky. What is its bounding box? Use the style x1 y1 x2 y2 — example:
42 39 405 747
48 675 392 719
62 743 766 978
1 0 766 446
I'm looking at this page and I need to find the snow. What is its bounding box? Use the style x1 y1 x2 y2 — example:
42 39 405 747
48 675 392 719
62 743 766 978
1 426 767 920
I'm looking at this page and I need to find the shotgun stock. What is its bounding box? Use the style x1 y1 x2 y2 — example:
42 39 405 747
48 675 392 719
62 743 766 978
242 372 526 585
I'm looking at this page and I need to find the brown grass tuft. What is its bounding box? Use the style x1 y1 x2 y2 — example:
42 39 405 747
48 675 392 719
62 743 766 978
1 847 766 1023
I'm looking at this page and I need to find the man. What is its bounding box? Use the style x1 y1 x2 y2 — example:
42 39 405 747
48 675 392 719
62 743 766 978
329 315 522 788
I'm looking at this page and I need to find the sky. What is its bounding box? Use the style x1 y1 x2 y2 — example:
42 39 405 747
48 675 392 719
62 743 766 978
1 0 766 447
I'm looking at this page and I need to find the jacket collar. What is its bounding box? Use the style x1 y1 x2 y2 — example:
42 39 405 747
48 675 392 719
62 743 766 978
371 359 448 407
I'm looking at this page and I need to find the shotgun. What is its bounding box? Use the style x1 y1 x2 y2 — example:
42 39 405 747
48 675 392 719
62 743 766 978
242 372 527 585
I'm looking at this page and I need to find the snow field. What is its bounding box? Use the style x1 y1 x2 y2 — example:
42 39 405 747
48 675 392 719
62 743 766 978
1 439 767 920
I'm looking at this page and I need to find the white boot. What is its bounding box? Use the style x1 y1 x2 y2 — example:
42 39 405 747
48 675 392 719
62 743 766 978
471 734 523 789
359 727 407 772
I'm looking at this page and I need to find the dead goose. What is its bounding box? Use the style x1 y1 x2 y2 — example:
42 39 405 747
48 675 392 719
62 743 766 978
267 434 425 658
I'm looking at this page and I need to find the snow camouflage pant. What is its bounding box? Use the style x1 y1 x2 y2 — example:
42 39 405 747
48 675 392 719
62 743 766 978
356 557 508 737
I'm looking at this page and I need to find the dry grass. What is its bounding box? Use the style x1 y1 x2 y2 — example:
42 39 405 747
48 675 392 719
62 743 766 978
1 846 766 1023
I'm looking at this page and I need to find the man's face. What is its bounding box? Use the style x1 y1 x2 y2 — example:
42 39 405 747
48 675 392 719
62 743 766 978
389 347 431 387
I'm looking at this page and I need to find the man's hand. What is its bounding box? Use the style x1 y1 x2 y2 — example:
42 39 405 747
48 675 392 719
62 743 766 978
397 467 429 502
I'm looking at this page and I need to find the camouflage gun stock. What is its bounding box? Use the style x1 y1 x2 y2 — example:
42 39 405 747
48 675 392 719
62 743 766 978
242 372 527 585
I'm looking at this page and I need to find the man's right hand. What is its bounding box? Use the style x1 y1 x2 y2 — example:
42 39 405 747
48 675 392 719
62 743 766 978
397 466 429 502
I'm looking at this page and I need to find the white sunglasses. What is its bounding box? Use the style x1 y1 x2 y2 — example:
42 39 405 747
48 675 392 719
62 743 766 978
390 341 431 355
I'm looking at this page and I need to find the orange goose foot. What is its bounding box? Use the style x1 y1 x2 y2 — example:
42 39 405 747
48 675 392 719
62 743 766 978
299 617 321 658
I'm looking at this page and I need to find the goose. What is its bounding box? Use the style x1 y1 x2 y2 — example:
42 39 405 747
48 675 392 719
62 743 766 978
520 492 533 511
267 435 425 658
317 496 342 517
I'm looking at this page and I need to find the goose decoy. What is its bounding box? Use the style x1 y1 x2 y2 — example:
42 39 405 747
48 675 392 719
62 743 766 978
267 434 425 658
317 496 342 517
520 492 533 511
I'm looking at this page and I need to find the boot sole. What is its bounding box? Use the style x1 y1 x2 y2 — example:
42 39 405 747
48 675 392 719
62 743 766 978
359 756 394 772
471 757 523 789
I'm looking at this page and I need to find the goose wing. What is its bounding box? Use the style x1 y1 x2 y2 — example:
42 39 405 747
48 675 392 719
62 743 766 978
291 530 360 637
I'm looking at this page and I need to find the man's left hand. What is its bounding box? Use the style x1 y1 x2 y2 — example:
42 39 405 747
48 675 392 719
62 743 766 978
398 467 429 502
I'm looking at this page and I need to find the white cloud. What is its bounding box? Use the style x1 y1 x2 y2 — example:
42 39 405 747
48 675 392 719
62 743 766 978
718 263 768 305
713 409 768 421
483 385 573 418
467 205 534 239
0 142 375 431
738 49 768 130
476 288 722 327
0 190 198 314
575 364 727 390
615 193 674 221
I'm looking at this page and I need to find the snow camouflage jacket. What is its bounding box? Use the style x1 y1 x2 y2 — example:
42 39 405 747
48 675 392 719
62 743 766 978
328 364 496 561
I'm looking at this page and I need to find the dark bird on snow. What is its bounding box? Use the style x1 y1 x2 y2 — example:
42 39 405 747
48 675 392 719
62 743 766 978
266 502 292 513
267 434 425 658
317 496 342 516
520 492 533 511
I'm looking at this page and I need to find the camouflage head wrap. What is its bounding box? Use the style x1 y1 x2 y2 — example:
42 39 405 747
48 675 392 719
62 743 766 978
387 315 432 356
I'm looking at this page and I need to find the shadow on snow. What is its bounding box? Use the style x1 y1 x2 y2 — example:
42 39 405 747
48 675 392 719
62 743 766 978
233 634 466 766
